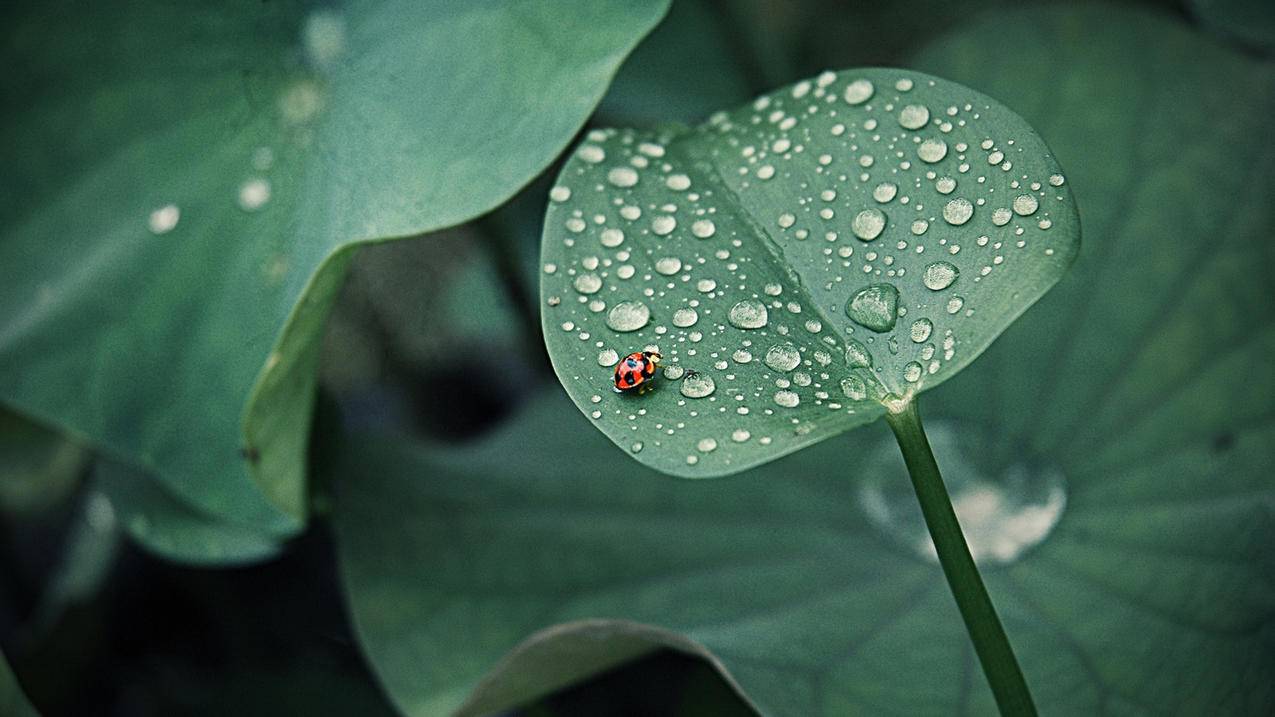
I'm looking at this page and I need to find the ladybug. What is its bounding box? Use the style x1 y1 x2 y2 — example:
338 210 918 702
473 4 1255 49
614 350 661 392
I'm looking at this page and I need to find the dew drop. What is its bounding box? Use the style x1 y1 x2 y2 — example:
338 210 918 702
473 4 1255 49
574 273 602 294
549 186 571 203
652 215 677 236
672 308 699 328
846 283 899 333
991 208 1012 226
852 208 887 241
655 257 682 275
607 166 639 187
764 343 801 372
691 219 716 238
606 301 650 332
841 376 868 401
663 365 686 380
600 228 625 247
147 204 180 235
238 178 272 211
942 198 973 225
946 296 965 314
1012 194 1039 216
731 429 751 443
1048 174 1066 187
898 104 930 130
697 437 718 453
728 299 769 329
681 372 716 398
910 318 934 343
844 79 874 105
773 390 800 408
922 261 959 291
665 174 691 191
597 348 620 367
845 339 873 368
577 145 605 163
918 138 947 163
903 361 924 383
872 183 898 203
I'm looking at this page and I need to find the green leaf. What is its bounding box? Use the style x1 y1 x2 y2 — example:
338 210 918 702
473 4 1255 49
540 68 1079 479
1189 0 1275 52
0 408 87 513
336 5 1275 715
96 459 282 566
1 649 39 717
0 0 670 532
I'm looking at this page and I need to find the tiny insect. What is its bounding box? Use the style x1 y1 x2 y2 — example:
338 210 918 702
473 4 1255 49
613 350 662 393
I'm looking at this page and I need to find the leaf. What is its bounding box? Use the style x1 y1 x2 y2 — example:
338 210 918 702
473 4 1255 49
0 0 670 533
540 68 1079 479
1189 0 1275 52
96 459 282 566
0 649 39 717
0 409 87 513
334 5 1275 715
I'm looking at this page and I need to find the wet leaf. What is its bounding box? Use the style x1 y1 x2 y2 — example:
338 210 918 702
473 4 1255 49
541 68 1079 478
337 5 1274 715
0 0 670 533
97 459 281 566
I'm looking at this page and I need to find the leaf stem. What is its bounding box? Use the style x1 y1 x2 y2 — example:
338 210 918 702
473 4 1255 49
884 398 1037 716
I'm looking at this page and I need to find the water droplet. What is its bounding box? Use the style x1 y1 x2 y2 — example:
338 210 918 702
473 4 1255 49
606 301 650 332
942 198 973 225
773 390 800 408
652 215 677 236
844 79 874 104
917 138 947 163
991 208 1012 226
841 376 868 401
728 299 769 329
147 204 180 235
910 318 933 343
898 104 930 130
846 283 899 333
935 177 957 194
731 429 751 443
549 186 571 202
852 208 887 241
630 441 643 453
666 173 691 191
681 372 716 398
1048 174 1066 187
577 145 605 163
764 343 801 372
946 296 965 314
673 308 699 327
597 349 619 367
903 361 924 382
697 278 717 293
574 273 602 294
238 178 272 211
607 166 639 187
655 257 682 275
663 365 686 380
922 261 959 291
697 437 718 453
872 183 898 203
600 228 625 247
691 219 716 238
845 339 873 368
1012 194 1039 216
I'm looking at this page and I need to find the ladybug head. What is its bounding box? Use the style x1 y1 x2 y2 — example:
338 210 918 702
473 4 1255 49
642 350 662 365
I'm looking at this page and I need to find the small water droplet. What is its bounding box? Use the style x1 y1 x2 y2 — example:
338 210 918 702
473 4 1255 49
606 301 650 332
549 186 571 203
574 274 602 294
597 349 619 367
898 104 930 130
147 204 180 235
872 183 898 203
910 318 933 343
731 429 751 443
1012 194 1039 216
903 361 924 382
577 145 605 163
917 138 947 163
607 166 639 187
238 178 272 211
844 79 874 104
663 365 686 380
728 299 769 329
673 308 699 327
697 437 718 453
922 261 959 291
846 283 899 333
665 173 691 191
691 219 716 238
845 339 873 368
841 376 868 401
946 296 965 314
652 215 677 235
773 389 800 408
655 257 682 275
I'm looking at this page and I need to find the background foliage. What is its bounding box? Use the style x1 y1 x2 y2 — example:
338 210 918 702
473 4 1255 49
2 0 1272 715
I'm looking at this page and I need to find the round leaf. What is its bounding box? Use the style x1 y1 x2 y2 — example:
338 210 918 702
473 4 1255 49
0 0 670 532
541 68 1079 478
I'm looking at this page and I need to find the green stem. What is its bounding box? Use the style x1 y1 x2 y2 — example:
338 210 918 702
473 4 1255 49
884 398 1037 716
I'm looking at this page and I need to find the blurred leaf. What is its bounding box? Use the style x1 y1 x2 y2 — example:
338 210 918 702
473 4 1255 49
0 0 670 533
597 0 754 126
0 409 87 513
97 459 281 566
1 649 39 717
541 68 1078 478
1189 0 1275 52
334 5 1275 714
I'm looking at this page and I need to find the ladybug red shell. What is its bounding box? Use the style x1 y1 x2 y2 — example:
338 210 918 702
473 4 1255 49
614 351 661 392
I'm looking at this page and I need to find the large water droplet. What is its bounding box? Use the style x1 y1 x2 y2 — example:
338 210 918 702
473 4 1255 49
942 198 973 225
851 208 887 241
840 375 868 401
680 372 716 398
606 301 650 332
764 343 801 372
843 79 874 105
846 283 899 333
898 104 930 130
728 299 769 329
910 318 933 343
844 339 873 368
923 261 959 291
